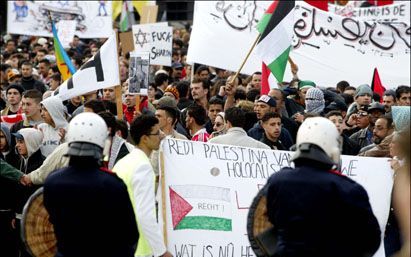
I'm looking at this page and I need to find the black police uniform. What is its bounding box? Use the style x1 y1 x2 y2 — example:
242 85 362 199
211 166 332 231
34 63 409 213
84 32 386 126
266 150 381 257
44 158 138 257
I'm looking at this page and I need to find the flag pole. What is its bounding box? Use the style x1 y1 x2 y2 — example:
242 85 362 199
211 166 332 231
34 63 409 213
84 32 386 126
114 30 124 120
229 34 261 84
159 151 168 246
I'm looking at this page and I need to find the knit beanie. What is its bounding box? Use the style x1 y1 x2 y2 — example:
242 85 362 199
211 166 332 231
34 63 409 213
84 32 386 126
6 83 24 96
164 86 180 99
298 80 316 90
305 88 325 114
355 84 373 99
391 106 410 132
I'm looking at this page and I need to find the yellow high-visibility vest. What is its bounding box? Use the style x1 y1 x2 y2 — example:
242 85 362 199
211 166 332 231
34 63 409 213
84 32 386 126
113 148 153 256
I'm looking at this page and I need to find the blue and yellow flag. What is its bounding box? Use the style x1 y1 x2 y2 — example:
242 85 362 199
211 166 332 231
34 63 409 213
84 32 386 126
51 22 76 81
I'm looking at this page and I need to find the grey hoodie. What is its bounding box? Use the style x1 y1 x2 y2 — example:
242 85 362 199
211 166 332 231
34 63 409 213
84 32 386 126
38 96 68 156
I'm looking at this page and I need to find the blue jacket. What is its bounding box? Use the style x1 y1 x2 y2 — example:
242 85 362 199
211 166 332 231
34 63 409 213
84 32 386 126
44 159 138 257
266 162 381 257
247 122 294 150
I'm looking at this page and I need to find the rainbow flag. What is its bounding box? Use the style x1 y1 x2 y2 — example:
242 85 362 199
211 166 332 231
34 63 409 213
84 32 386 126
52 22 76 81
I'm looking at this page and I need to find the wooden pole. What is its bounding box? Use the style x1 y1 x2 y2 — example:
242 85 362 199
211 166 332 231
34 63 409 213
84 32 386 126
229 34 261 84
114 30 124 120
159 151 168 246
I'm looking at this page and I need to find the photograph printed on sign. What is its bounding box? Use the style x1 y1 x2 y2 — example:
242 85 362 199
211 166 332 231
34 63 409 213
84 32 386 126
128 52 149 95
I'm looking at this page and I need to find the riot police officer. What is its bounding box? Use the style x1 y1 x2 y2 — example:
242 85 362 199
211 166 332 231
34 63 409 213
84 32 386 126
265 117 381 257
43 112 138 257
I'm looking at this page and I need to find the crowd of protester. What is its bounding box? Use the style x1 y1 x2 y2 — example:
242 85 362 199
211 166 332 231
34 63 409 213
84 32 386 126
1 23 410 257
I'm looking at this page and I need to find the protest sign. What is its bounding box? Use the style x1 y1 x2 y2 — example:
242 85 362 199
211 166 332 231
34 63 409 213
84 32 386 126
52 33 119 101
329 1 409 22
159 139 393 257
128 52 150 95
132 24 173 66
56 20 76 48
187 1 410 89
119 31 135 55
7 1 113 38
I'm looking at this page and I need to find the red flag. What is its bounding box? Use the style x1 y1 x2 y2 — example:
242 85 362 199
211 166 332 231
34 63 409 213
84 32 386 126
367 0 393 6
305 0 329 11
371 68 386 103
261 62 270 95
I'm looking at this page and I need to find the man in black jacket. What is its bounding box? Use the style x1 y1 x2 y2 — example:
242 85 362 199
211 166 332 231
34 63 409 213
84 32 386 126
265 117 381 257
43 112 138 257
20 61 46 94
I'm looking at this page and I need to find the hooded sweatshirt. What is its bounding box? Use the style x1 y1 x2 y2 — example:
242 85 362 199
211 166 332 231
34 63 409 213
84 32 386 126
17 128 44 173
1 123 20 168
38 96 69 156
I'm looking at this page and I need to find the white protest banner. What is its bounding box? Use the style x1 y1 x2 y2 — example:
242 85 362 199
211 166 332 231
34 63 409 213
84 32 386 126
53 33 119 101
7 1 113 38
187 1 410 89
159 139 393 257
132 24 172 66
56 20 76 48
329 1 409 22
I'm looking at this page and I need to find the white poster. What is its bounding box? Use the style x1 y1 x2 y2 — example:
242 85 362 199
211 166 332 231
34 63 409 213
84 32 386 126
56 20 76 48
159 139 394 257
129 51 150 95
187 1 410 89
53 33 119 101
7 1 113 38
132 24 173 66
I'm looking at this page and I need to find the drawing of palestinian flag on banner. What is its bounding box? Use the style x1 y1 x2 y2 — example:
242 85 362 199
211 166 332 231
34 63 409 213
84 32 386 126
169 185 232 231
255 0 295 83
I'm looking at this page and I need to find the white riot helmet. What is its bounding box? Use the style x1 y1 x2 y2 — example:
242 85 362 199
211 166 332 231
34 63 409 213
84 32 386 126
65 112 108 159
292 117 341 166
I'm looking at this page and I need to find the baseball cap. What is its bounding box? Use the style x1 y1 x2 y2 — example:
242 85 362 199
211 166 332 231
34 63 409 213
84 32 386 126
171 62 183 69
7 69 21 80
257 95 276 107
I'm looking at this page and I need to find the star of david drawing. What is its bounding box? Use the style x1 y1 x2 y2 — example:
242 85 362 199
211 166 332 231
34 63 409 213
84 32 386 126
135 29 148 48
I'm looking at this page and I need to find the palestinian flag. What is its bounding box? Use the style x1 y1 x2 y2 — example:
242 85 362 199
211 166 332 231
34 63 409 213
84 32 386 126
169 185 232 231
120 1 130 32
255 0 295 83
371 68 386 103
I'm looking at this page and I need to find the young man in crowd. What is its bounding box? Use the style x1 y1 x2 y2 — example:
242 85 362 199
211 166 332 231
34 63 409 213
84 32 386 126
185 104 210 142
396 85 410 106
190 78 210 110
383 90 397 113
10 89 44 134
1 84 24 115
261 112 286 150
205 97 224 134
113 115 172 257
20 61 46 94
248 95 293 150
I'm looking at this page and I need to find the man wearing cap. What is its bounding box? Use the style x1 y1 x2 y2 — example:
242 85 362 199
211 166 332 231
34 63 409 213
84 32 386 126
7 69 21 84
43 113 138 257
171 62 183 82
1 84 23 116
248 95 294 150
346 84 373 121
349 106 373 149
285 80 316 117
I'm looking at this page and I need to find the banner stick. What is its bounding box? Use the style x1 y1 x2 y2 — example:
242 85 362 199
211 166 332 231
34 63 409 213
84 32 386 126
114 30 124 120
229 34 261 84
160 151 168 246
